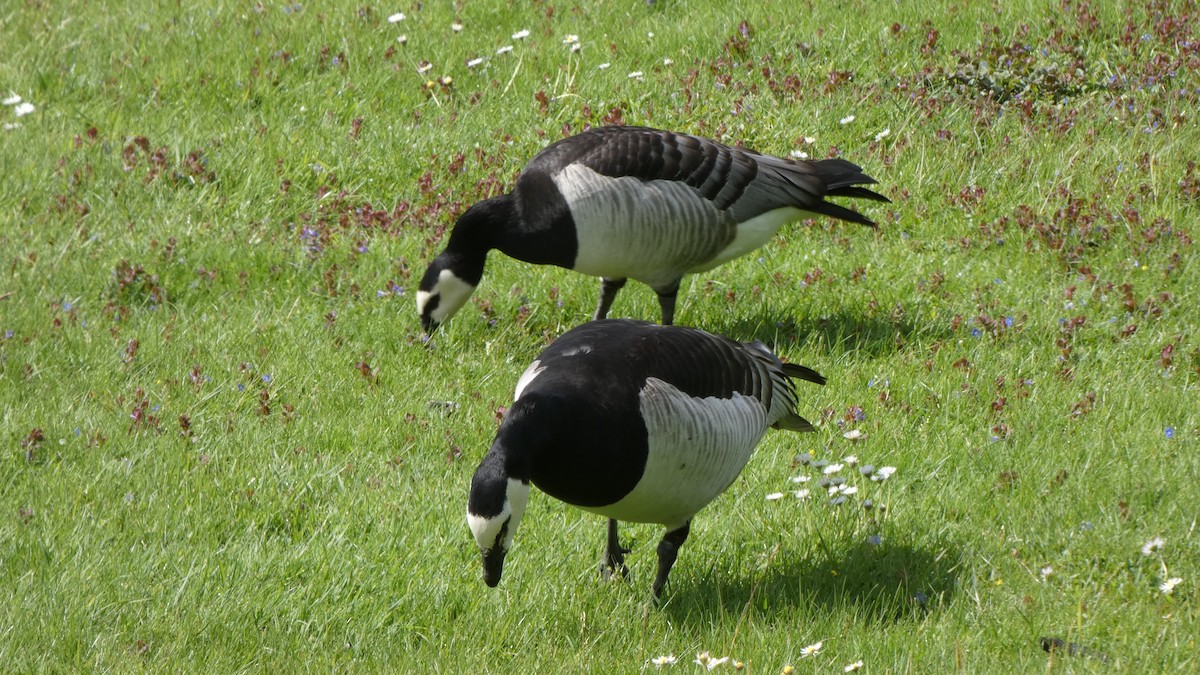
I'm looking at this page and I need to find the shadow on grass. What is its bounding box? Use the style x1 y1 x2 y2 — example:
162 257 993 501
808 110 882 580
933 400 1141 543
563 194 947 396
662 541 960 625
697 309 944 360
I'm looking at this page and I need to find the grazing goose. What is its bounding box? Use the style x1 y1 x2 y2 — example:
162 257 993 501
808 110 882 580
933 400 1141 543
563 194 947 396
418 125 888 333
466 319 825 596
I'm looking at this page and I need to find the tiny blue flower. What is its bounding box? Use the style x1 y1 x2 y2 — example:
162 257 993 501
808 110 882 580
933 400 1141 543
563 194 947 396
867 534 882 545
1004 316 1013 327
237 383 246 392
152 405 160 412
377 289 388 298
262 374 272 383
971 328 982 338
1165 427 1174 439
4 329 12 339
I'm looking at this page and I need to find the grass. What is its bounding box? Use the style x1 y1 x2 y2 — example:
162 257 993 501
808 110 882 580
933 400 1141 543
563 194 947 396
2 0 1198 671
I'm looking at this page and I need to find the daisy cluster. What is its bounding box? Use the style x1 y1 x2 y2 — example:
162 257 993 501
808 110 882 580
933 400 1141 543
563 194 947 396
2 92 36 130
648 643 855 671
1139 536 1185 597
384 11 667 86
766 450 897 511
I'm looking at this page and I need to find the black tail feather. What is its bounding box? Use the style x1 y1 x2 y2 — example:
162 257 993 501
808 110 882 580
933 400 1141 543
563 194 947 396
782 363 826 386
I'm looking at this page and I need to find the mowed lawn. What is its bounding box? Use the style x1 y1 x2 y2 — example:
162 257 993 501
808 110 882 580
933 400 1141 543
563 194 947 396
1 0 1197 671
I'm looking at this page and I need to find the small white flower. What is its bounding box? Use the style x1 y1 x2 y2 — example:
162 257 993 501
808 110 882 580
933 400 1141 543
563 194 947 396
695 652 712 666
648 31 655 38
387 12 405 23
2 122 20 130
663 57 674 65
789 150 809 160
1160 577 1182 595
1040 566 1054 579
823 463 844 475
467 57 484 68
1141 536 1165 556
828 484 844 496
706 657 729 670
766 492 784 501
562 34 579 44
597 62 610 69
396 34 408 44
2 93 21 106
14 102 35 117
872 466 897 481
570 43 582 53
843 429 864 441
450 22 464 32
650 654 677 666
839 114 856 125
628 71 644 79
794 488 811 500
874 128 891 142
800 641 823 657
416 62 433 74
790 475 810 483
842 485 859 495
496 45 514 55
512 29 530 40
845 661 864 672
843 455 858 466
803 135 816 144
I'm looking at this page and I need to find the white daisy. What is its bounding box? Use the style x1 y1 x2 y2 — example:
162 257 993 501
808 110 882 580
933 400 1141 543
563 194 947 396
789 150 809 160
562 34 579 44
650 654 677 666
766 492 784 501
1160 577 1182 595
872 466 896 481
1141 537 1165 556
467 57 484 68
790 475 810 483
496 45 514 55
1040 566 1053 579
387 12 405 23
597 62 610 69
844 660 864 672
628 71 644 79
450 22 463 32
843 429 864 441
416 62 433 74
874 128 891 142
2 93 21 106
663 57 674 65
396 34 408 44
512 29 531 40
14 102 35 116
823 463 844 475
843 455 858 466
839 114 855 125
800 641 823 657
803 135 816 144
795 488 811 500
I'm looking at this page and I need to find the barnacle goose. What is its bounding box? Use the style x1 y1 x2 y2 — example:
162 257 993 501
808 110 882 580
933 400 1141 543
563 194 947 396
466 319 825 596
418 125 888 333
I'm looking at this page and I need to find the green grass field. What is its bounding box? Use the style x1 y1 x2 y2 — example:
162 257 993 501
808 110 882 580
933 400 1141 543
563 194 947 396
2 0 1198 671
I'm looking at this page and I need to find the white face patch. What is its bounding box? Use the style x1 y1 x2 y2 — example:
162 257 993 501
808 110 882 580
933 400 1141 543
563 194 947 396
467 478 530 553
418 269 477 325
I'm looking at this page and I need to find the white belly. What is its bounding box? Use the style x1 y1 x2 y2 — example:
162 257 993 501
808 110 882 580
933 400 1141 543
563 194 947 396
581 377 768 528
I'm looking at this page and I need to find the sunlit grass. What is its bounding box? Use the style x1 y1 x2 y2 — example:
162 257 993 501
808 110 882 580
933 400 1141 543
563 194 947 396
2 0 1198 671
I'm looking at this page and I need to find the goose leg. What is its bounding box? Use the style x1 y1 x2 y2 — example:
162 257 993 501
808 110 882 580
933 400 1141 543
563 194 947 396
652 521 691 597
654 279 681 325
601 518 631 580
594 278 627 320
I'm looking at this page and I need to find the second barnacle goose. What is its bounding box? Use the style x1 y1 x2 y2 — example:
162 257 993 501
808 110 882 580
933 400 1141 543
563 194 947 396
418 125 888 333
